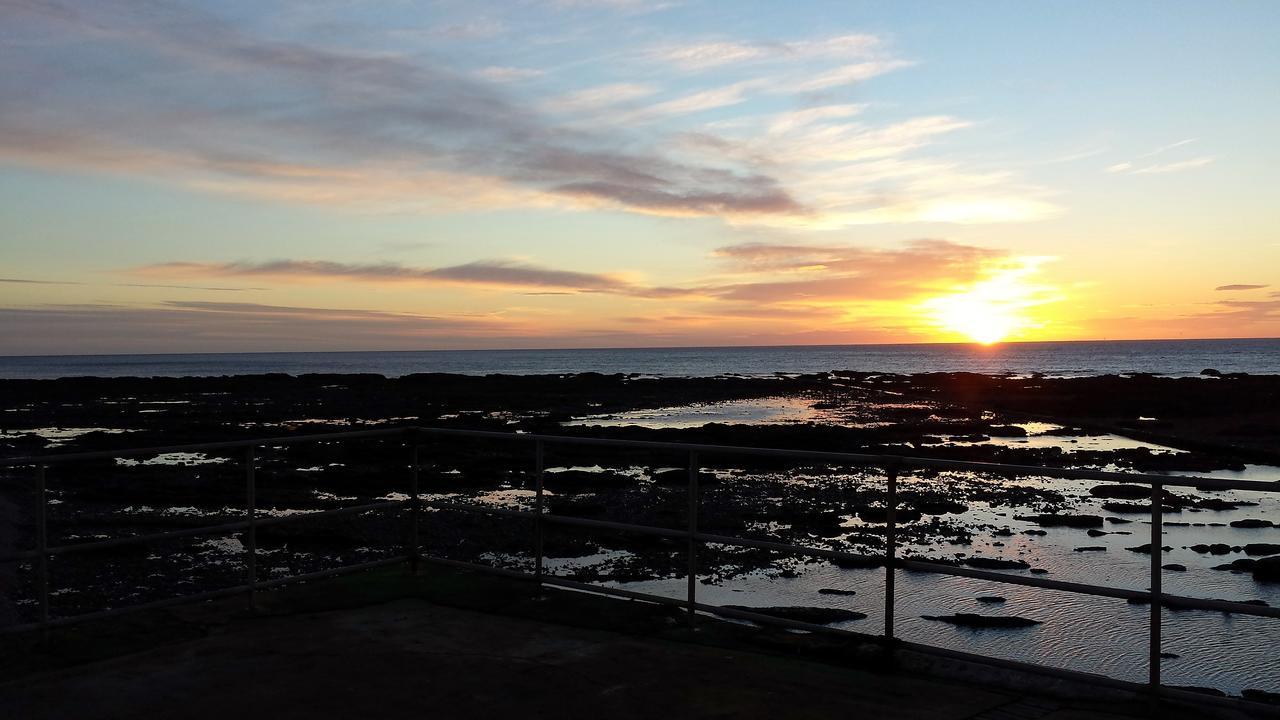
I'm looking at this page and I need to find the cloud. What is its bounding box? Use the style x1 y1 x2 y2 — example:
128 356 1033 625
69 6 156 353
0 1 804 222
1105 140 1214 176
1131 157 1214 175
789 60 916 92
542 82 662 114
134 259 697 298
708 239 1004 303
0 301 526 354
474 66 546 83
651 32 884 71
0 277 81 285
0 3 1053 229
1215 284 1268 291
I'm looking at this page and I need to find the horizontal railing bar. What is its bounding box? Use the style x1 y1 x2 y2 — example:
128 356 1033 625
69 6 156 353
408 427 1279 492
0 427 409 466
6 425 1277 493
544 514 689 539
0 500 407 563
0 556 409 635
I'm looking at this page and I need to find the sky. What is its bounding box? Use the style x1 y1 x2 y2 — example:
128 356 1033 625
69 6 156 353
1 0 1278 355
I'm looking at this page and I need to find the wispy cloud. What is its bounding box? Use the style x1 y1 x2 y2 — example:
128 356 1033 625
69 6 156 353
134 259 696 299
0 301 524 354
1105 140 1214 176
651 32 884 71
0 3 1051 229
1130 157 1215 175
0 1 804 222
474 66 546 83
1215 284 1268 291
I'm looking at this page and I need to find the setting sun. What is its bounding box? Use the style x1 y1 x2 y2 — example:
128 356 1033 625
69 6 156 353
922 258 1058 344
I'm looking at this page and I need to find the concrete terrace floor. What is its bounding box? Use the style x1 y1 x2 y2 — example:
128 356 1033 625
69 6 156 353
0 568 1272 720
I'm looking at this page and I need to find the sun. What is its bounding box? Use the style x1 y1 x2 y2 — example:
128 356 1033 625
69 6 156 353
921 257 1058 345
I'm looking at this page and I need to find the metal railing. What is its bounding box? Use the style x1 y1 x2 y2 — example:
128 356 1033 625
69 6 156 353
2 426 1279 708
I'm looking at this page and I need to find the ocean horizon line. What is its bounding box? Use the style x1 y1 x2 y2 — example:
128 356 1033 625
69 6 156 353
4 334 1280 361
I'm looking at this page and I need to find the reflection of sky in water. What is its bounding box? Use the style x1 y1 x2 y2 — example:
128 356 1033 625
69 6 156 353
565 396 838 429
0 427 137 447
116 452 227 467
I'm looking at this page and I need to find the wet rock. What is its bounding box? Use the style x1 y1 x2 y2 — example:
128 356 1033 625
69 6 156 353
963 557 1030 570
992 528 1013 537
1030 568 1049 574
856 507 922 524
1160 652 1180 659
1171 686 1226 697
1211 559 1256 572
1161 563 1187 571
723 606 867 624
1088 484 1153 500
1086 529 1110 537
1243 688 1280 705
1230 518 1275 529
1102 502 1163 514
1200 368 1222 377
976 596 1006 603
1022 529 1047 536
1253 555 1280 581
1189 543 1234 555
1106 517 1132 524
1074 546 1107 552
1244 543 1280 556
832 556 882 570
921 613 1041 628
817 588 857 596
916 500 969 516
1014 513 1103 528
1125 544 1172 554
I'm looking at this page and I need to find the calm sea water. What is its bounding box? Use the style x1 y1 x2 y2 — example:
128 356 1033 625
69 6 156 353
1 338 1277 379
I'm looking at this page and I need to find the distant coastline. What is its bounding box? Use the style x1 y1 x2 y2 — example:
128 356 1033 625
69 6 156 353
1 337 1278 380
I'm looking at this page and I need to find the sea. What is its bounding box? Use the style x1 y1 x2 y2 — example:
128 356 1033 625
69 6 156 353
1 337 1277 379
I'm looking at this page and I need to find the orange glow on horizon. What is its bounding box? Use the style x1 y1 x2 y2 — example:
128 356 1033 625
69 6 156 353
920 257 1060 345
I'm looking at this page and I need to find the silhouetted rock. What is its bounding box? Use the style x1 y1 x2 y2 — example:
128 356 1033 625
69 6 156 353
817 588 857 596
1190 543 1234 555
723 606 866 624
963 557 1030 570
1088 484 1152 499
1243 688 1280 705
1161 563 1187 571
1230 518 1274 528
1253 555 1280 581
1014 513 1103 528
921 613 1041 628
